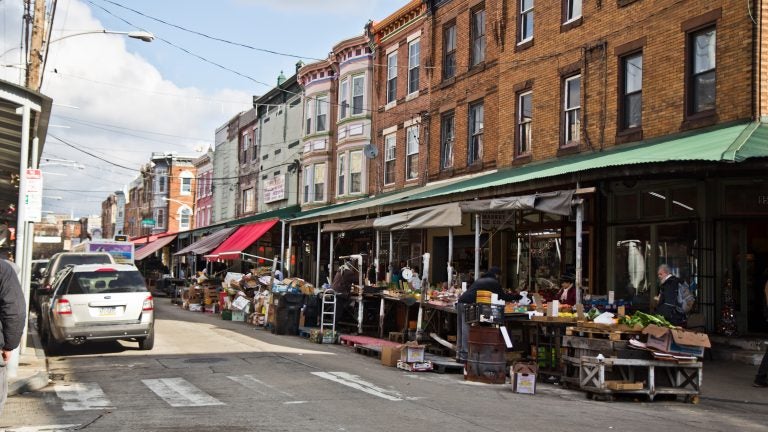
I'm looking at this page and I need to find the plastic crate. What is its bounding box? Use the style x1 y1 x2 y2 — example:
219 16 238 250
231 310 246 322
465 304 504 324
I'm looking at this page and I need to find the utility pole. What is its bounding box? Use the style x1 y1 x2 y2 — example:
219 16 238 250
26 0 47 90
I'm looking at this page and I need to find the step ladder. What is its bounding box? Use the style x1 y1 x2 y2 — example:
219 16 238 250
321 289 336 334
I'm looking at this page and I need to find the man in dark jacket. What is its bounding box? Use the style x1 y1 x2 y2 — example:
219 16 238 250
1 259 25 415
456 267 520 362
654 264 686 326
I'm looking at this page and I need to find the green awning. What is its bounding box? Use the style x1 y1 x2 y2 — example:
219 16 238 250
400 121 768 203
230 205 301 227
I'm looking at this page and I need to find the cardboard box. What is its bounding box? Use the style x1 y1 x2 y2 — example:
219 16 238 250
511 362 537 394
401 343 426 363
642 324 711 357
381 345 402 367
396 360 433 371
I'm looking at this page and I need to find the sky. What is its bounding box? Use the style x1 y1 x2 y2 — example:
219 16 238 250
0 0 403 218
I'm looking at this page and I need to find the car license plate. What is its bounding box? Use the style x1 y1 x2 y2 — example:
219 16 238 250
99 307 116 316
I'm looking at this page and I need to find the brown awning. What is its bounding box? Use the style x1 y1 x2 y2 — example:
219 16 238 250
322 219 375 232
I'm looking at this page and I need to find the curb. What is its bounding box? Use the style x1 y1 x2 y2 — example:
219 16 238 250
8 315 49 396
8 370 49 396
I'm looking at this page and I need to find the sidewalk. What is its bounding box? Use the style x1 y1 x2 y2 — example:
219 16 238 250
8 317 49 396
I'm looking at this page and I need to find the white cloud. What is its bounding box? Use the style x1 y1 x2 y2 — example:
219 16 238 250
2 0 252 216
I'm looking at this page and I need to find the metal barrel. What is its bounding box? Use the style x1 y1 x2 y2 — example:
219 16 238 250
465 326 507 384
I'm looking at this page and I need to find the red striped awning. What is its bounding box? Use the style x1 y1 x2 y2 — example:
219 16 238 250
205 219 278 261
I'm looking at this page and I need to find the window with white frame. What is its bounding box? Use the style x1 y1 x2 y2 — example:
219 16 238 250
242 132 250 162
564 0 582 23
384 134 396 185
180 171 193 195
443 24 456 80
337 153 346 196
179 207 191 230
313 162 326 202
440 111 454 170
156 208 165 229
339 78 349 119
621 52 643 129
468 102 484 165
689 26 716 114
408 39 420 94
520 0 534 43
563 74 581 145
316 95 328 132
305 98 313 135
352 75 365 115
518 91 533 155
387 52 397 104
303 166 311 203
242 188 255 213
251 128 259 161
156 168 167 193
350 150 362 194
471 8 486 66
406 125 419 180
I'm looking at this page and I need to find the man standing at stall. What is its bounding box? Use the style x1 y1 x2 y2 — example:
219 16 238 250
654 264 686 326
456 267 520 363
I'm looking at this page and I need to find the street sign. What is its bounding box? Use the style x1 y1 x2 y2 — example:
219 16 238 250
24 169 43 223
141 219 155 227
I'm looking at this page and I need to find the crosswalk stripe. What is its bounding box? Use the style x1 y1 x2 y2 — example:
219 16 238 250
2 425 81 432
53 382 114 411
226 374 293 397
142 378 224 407
311 372 402 401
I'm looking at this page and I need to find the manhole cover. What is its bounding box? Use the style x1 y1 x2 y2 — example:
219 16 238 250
183 357 227 364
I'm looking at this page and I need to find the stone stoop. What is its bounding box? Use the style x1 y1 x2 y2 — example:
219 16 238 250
708 335 767 366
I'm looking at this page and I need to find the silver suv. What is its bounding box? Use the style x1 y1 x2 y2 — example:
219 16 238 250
34 252 115 315
40 263 155 352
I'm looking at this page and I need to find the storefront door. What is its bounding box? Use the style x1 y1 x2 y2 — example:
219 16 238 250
720 221 768 334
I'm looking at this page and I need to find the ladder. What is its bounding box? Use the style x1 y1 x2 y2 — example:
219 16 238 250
321 288 336 335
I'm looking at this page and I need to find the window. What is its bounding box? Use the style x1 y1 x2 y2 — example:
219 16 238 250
242 188 255 213
621 52 643 130
316 95 328 132
303 166 311 203
352 75 365 115
406 125 419 180
180 172 193 195
339 78 348 119
313 163 326 202
564 0 582 23
408 39 420 94
156 168 167 193
443 25 456 79
519 0 534 43
440 112 455 169
387 52 397 104
305 99 312 135
251 129 259 161
468 102 484 165
384 134 396 185
689 27 716 114
563 74 581 145
471 8 486 67
350 150 362 194
518 91 533 155
337 153 346 196
242 132 250 162
179 208 191 230
156 208 165 229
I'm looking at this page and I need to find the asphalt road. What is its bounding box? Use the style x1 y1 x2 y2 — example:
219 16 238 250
2 299 767 432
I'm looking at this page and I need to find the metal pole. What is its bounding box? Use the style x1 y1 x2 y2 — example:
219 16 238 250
375 230 381 283
315 222 321 287
328 231 334 282
287 224 293 278
474 214 481 279
11 105 31 371
280 220 286 277
575 198 584 306
447 227 454 287
388 231 393 283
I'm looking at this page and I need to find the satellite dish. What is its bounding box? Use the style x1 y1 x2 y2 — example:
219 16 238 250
363 143 379 159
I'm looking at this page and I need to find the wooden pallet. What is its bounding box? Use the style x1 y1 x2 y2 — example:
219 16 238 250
424 353 464 374
354 344 382 359
565 326 642 341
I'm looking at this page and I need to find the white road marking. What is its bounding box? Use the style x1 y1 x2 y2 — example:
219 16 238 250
311 372 402 401
226 374 293 397
142 378 224 407
2 425 80 432
283 401 308 405
53 382 114 411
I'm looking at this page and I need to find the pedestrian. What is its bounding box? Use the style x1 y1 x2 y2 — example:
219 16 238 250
366 263 376 286
0 258 26 415
754 269 768 388
455 266 520 363
274 264 283 282
556 273 577 305
654 264 686 326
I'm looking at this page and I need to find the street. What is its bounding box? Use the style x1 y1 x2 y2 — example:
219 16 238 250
2 299 767 432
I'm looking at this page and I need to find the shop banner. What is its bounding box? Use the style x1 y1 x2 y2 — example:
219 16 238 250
264 174 286 203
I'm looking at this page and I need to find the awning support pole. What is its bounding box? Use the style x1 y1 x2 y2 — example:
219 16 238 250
575 198 584 306
388 231 394 283
474 214 481 280
416 252 430 341
315 222 321 287
329 231 334 283
287 224 293 278
280 220 286 277
447 227 454 287
375 230 381 283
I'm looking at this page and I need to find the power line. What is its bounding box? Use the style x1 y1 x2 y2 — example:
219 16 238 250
48 133 139 172
54 114 212 142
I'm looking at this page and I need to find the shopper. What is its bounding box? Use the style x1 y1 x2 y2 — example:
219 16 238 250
556 273 577 305
654 264 686 326
455 267 520 362
0 258 25 415
274 264 283 282
754 270 768 388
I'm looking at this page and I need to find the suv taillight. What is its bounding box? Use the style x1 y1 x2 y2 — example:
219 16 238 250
143 295 154 311
55 299 72 315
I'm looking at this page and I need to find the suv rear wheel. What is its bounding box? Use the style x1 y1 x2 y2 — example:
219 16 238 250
138 326 155 350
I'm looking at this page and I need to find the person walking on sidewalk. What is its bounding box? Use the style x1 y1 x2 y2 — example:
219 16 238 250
0 259 26 415
754 269 768 388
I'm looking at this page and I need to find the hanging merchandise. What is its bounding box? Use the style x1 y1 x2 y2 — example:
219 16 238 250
718 276 738 336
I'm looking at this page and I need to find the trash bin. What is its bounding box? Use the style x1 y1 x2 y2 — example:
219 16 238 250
272 293 304 335
302 294 320 328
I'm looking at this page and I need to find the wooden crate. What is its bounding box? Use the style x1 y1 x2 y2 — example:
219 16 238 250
606 380 644 391
565 326 643 341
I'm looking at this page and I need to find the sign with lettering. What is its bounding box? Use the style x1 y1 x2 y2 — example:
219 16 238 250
481 211 514 231
24 169 43 223
264 174 286 203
